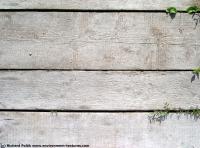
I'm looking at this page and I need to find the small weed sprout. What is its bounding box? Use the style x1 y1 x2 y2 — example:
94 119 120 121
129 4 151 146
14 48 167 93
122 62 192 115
191 67 200 82
166 6 200 14
188 108 200 120
149 103 200 123
166 7 177 14
193 67 200 76
186 6 200 14
149 102 170 123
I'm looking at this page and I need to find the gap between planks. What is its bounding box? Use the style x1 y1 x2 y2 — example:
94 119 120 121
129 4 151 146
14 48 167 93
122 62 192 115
0 9 188 13
0 109 197 113
0 69 193 71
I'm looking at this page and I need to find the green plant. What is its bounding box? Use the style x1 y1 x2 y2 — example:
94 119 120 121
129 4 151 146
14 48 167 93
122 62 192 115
189 108 200 119
149 102 170 123
149 103 200 123
186 6 200 14
192 67 200 82
166 7 177 14
193 67 200 75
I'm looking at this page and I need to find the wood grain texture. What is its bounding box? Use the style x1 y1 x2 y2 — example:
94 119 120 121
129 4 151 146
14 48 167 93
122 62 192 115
0 12 200 70
0 71 199 110
0 112 200 148
0 0 199 10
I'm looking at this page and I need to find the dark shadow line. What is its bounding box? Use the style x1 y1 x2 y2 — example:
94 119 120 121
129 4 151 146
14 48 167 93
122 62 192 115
0 109 197 113
0 69 193 72
0 9 187 13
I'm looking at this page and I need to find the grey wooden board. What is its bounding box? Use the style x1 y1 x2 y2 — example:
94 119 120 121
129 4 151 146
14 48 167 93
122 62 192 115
0 0 199 10
0 112 200 148
0 71 199 110
0 12 200 70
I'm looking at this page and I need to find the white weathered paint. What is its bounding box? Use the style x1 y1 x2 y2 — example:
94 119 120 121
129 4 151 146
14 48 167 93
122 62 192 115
0 112 200 148
0 0 199 146
0 12 199 70
0 71 199 110
0 0 198 10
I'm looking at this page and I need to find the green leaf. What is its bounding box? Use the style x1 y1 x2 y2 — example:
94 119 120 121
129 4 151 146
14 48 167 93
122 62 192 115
193 67 200 75
186 6 199 14
166 7 177 14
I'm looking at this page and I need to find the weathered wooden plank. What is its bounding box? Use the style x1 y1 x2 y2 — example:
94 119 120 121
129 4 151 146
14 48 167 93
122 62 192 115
0 12 199 70
0 71 199 110
0 0 199 10
0 112 200 147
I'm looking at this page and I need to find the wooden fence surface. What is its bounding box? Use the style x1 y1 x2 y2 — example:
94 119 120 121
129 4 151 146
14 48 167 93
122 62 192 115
0 12 199 70
0 0 200 147
0 71 199 110
0 112 200 148
0 0 199 10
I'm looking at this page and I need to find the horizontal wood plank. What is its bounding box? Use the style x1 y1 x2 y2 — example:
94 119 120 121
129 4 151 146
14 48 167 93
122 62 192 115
0 0 199 10
0 12 200 70
0 71 199 110
0 112 200 147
